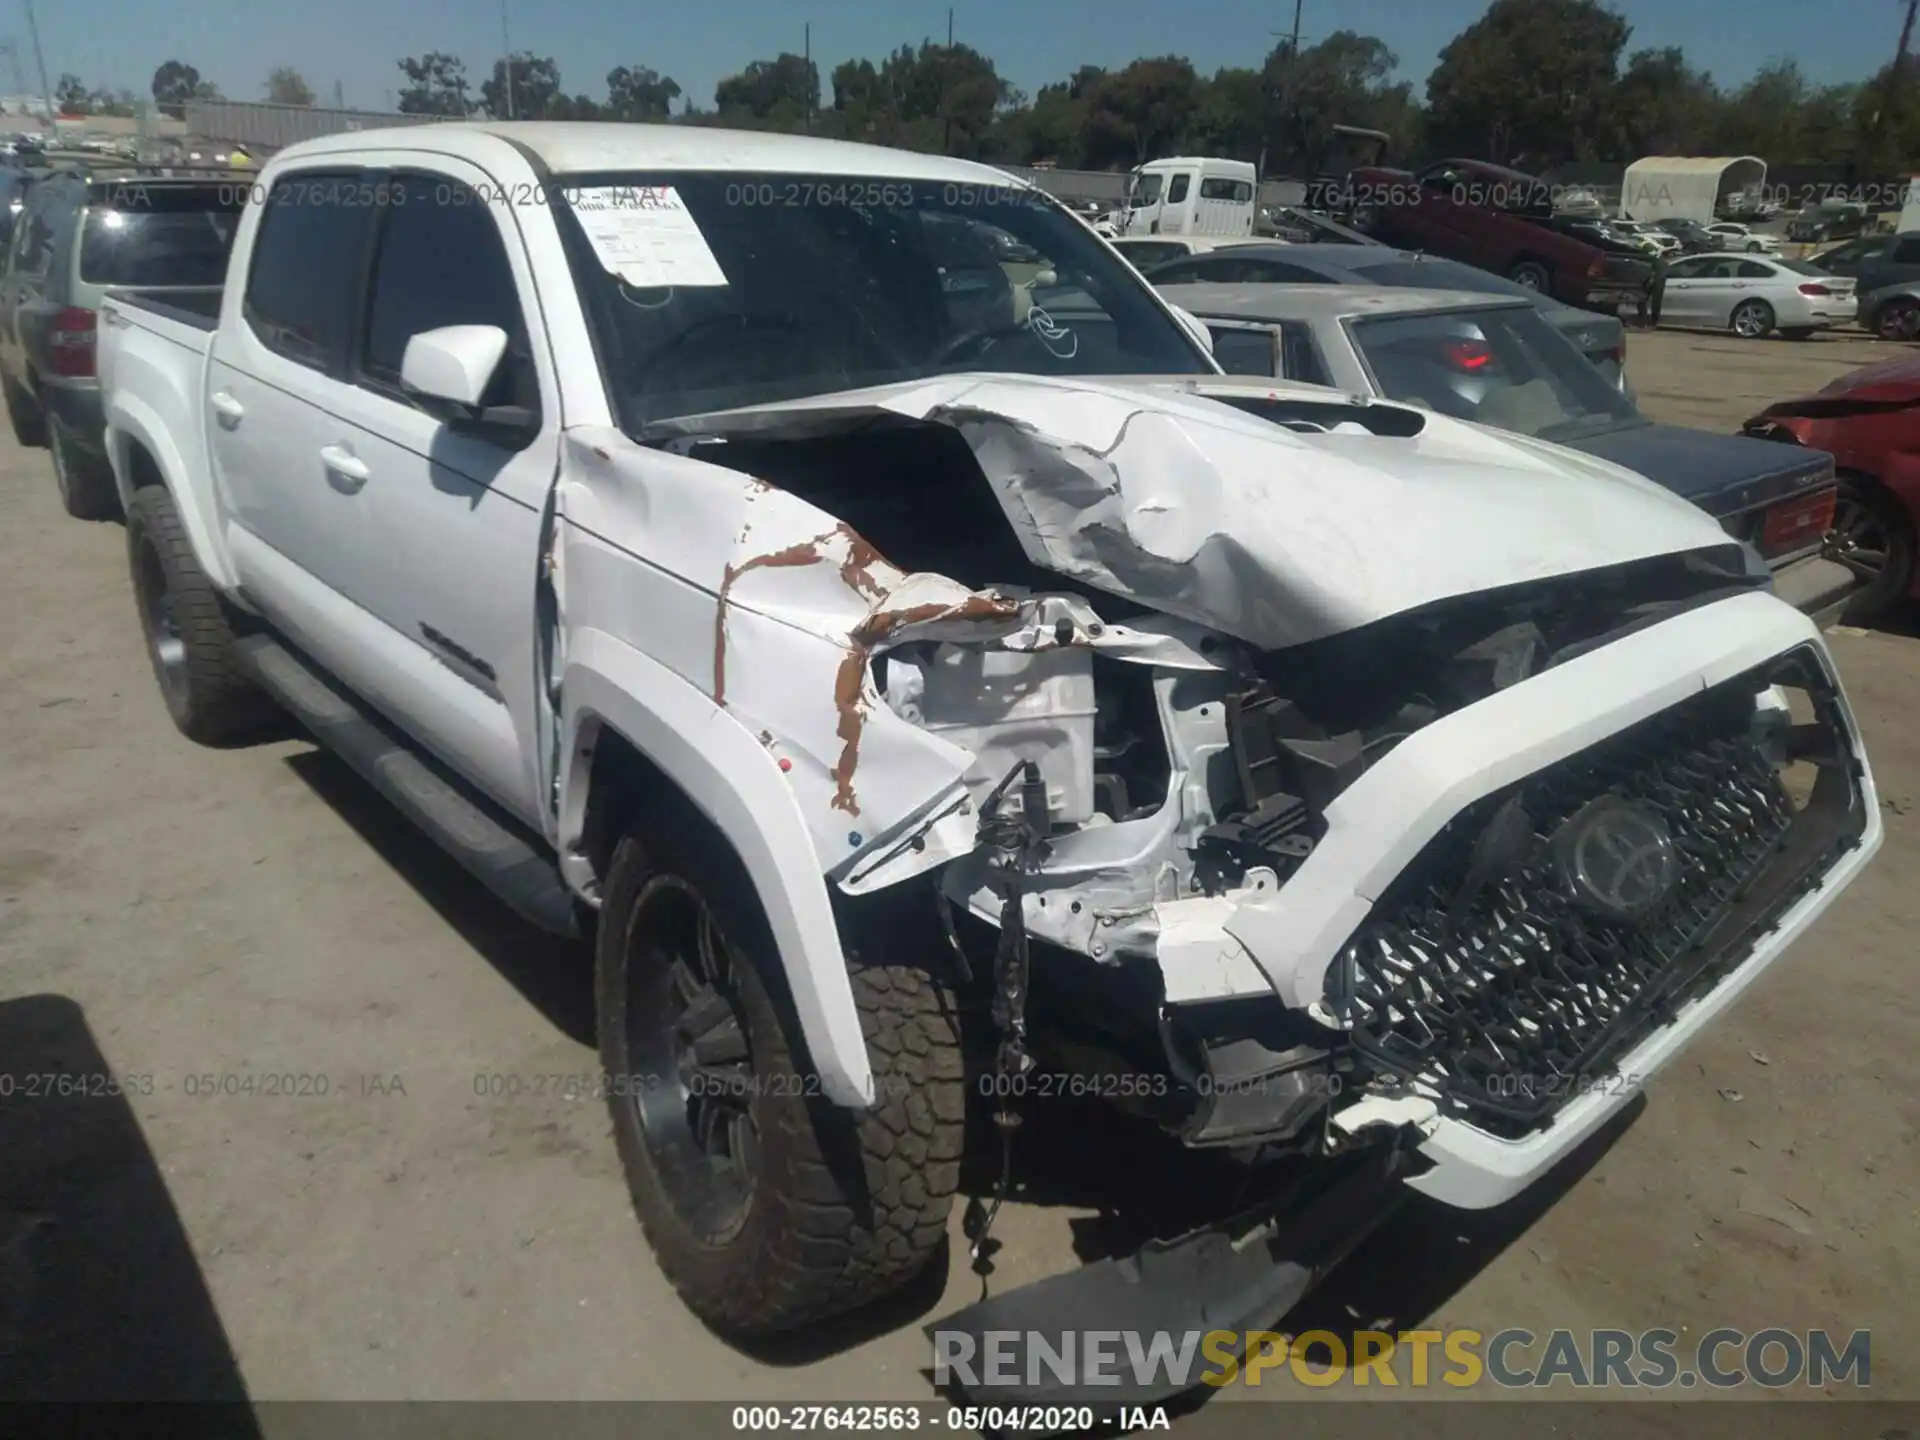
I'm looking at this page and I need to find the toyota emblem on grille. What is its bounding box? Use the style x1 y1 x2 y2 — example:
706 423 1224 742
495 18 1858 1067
1554 797 1679 921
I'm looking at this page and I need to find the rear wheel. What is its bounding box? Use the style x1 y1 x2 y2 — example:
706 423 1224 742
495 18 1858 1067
1731 299 1775 339
1832 476 1917 626
597 811 964 1335
49 416 121 521
1508 259 1552 291
125 486 272 744
1875 297 1920 342
4 373 45 448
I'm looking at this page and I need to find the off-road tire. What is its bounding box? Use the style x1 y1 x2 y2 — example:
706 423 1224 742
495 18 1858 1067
50 415 121 521
597 809 964 1335
4 373 45 448
125 486 272 744
1731 299 1775 339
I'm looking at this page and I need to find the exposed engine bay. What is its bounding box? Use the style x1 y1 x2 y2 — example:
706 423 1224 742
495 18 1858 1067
657 402 1782 1159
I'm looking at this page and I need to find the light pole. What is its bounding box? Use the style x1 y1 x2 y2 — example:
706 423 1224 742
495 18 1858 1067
501 0 515 119
22 0 54 126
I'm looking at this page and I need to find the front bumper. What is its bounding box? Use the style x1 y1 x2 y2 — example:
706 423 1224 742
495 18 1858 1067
1152 590 1879 1204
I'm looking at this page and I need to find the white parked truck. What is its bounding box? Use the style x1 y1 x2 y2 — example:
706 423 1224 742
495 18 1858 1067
1108 156 1257 238
96 122 1880 1402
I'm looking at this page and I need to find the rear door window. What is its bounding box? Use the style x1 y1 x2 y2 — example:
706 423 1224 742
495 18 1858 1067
1166 173 1191 204
242 171 379 373
80 185 245 287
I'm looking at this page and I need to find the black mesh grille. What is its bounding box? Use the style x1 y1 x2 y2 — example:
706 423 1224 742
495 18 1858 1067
1329 647 1864 1137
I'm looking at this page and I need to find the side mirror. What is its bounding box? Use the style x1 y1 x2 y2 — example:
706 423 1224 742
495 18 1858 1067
401 324 507 410
1167 304 1215 357
400 324 537 440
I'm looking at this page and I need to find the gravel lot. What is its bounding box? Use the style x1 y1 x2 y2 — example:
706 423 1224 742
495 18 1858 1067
1 327 1915 1420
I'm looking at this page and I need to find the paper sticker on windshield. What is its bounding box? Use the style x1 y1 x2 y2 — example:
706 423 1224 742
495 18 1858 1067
566 186 728 289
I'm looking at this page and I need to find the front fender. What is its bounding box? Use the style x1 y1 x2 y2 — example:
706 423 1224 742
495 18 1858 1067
105 389 239 592
558 626 875 1109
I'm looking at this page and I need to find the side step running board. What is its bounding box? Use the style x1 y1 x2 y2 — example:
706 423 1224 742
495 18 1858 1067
232 634 581 939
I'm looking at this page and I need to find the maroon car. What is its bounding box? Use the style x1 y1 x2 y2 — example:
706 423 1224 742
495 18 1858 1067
1341 158 1649 313
1744 353 1920 623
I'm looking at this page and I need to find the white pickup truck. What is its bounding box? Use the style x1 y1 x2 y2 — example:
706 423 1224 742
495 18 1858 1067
97 122 1881 1394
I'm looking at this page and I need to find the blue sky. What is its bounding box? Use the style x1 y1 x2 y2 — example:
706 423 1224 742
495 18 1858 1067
23 0 1911 113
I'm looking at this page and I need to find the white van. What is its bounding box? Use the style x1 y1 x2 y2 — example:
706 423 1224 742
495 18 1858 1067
1111 157 1256 238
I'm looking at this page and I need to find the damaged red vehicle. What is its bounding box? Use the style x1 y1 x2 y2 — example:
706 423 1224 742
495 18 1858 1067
1744 354 1920 623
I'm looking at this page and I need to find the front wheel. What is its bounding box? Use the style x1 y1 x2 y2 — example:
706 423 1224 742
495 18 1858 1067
1730 299 1775 339
597 811 964 1335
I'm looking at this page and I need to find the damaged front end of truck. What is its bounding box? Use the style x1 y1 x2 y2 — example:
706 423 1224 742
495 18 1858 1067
550 373 1879 1402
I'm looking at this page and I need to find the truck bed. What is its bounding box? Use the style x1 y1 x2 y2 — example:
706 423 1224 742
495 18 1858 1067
109 287 221 330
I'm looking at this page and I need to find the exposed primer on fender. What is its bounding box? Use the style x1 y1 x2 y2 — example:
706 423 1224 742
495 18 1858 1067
711 521 900 709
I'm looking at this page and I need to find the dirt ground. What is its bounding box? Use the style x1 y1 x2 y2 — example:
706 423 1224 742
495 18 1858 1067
0 327 1916 1420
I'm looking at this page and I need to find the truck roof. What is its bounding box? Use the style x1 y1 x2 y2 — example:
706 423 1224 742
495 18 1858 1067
1156 281 1531 323
274 121 1025 187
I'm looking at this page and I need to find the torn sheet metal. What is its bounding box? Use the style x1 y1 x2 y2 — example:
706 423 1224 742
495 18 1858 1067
644 372 1737 651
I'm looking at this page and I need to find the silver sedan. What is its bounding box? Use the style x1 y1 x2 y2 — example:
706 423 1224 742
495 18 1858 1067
1658 253 1858 338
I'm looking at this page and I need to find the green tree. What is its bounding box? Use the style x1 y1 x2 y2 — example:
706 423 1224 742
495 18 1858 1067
1611 47 1718 156
606 65 681 122
1083 56 1202 166
264 67 316 107
54 73 90 115
1425 0 1630 166
151 59 218 115
396 53 475 116
1188 66 1266 161
481 53 562 119
714 53 818 124
1267 31 1403 176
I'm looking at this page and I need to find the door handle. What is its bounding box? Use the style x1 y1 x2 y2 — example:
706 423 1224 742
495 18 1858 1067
210 391 245 429
319 444 369 491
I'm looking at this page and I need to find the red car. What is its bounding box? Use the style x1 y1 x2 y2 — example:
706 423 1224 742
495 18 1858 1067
1744 354 1920 622
1341 158 1650 312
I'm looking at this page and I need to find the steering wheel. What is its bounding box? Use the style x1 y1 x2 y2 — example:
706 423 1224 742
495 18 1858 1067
931 316 1047 368
630 312 806 387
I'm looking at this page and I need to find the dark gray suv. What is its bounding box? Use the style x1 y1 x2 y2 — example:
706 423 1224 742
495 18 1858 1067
0 169 242 519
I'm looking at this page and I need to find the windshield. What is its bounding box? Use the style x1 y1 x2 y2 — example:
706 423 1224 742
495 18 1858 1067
551 171 1210 431
1776 258 1829 277
80 184 245 287
1351 305 1640 441
1343 256 1535 300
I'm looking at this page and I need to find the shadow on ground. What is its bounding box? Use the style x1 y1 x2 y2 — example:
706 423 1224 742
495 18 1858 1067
0 993 262 1430
283 747 596 1047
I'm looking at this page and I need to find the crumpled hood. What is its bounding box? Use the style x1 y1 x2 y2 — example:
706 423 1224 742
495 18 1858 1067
646 373 1739 651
